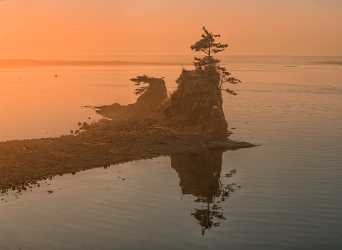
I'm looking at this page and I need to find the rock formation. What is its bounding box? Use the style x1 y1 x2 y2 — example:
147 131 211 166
96 69 229 136
0 27 255 193
95 75 168 120
132 75 168 110
165 68 228 135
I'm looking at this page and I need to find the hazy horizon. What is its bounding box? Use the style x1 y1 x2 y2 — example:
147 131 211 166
1 0 341 59
0 55 341 68
1 54 342 60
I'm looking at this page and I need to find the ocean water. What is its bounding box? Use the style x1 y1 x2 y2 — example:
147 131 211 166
0 56 341 249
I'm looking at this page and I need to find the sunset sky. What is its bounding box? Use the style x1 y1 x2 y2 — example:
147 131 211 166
0 0 341 59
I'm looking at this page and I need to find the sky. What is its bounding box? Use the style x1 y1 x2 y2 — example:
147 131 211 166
0 0 341 59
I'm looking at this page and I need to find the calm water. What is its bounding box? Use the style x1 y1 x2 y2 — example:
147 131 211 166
0 57 342 249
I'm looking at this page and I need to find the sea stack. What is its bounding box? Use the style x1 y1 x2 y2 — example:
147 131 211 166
165 68 228 136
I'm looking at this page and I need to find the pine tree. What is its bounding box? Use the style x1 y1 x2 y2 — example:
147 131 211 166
191 27 241 95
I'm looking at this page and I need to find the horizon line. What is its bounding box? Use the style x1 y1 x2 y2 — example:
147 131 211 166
0 56 341 68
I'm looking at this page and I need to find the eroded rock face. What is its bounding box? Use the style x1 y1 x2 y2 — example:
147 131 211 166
165 69 228 135
96 76 167 119
97 70 228 136
135 77 168 109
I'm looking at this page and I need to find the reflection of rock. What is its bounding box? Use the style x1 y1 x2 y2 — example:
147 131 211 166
171 150 222 203
171 150 241 235
165 69 227 135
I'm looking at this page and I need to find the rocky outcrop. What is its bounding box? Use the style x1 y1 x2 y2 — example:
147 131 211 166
165 69 228 135
0 70 254 193
95 76 167 120
95 70 228 137
0 27 255 194
133 76 168 109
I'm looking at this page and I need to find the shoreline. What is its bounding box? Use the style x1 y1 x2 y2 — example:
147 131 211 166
0 116 255 193
0 39 258 193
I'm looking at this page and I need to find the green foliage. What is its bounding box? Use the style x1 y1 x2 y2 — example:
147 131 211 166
191 27 241 95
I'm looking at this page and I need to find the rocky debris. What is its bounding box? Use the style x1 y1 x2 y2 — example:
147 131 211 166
0 120 254 193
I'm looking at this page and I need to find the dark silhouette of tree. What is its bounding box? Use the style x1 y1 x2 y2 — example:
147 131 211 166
191 26 241 95
130 75 167 108
130 75 155 96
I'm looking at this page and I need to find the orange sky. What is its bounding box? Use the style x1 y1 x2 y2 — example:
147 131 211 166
0 0 341 59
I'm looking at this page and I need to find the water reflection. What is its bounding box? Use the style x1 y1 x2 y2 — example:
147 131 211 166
171 150 241 235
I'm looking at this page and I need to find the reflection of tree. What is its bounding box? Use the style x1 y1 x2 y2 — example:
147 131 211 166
171 150 240 235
